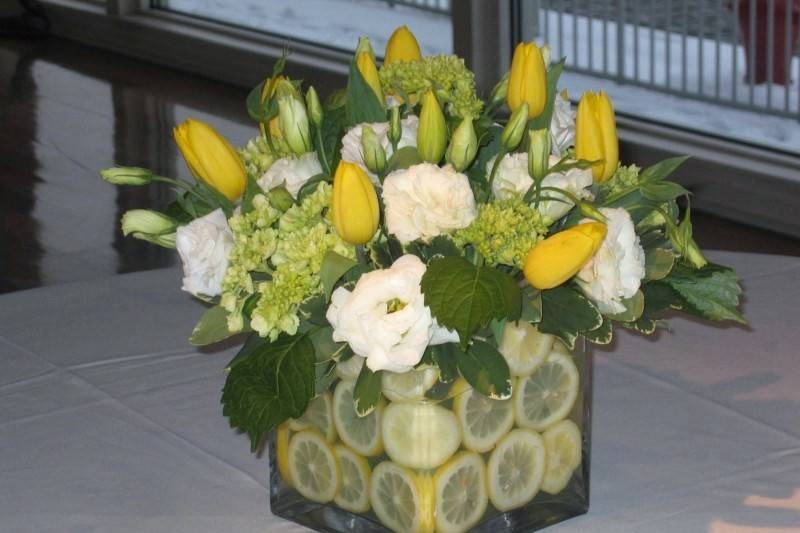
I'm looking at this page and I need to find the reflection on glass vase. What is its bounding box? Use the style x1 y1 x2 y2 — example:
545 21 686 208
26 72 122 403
269 333 591 533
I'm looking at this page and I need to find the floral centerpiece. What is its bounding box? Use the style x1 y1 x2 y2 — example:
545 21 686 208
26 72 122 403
102 25 745 533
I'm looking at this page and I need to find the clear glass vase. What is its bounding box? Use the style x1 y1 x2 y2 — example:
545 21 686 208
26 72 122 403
269 337 591 533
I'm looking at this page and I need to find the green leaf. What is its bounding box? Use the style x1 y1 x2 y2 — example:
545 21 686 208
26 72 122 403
246 80 267 122
661 263 746 324
641 281 684 314
538 287 603 348
528 58 565 131
298 294 329 326
520 285 543 323
296 174 328 202
639 155 690 182
645 248 676 281
225 332 267 371
345 60 385 126
421 256 522 348
427 344 458 384
241 172 265 215
369 234 404 269
320 251 359 301
221 333 315 451
621 317 658 334
319 105 347 171
585 317 613 344
466 125 502 203
608 290 645 323
640 181 691 202
189 306 234 346
386 146 423 173
456 340 512 400
353 364 382 416
403 235 461 263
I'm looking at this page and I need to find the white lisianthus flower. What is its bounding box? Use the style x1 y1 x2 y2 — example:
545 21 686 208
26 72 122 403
576 207 646 314
326 254 458 373
550 91 575 157
340 116 419 183
257 151 323 198
175 208 234 297
490 153 593 222
382 163 477 244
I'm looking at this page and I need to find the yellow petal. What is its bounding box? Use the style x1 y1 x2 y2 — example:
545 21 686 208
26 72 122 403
182 119 246 201
594 91 618 181
575 93 606 182
332 162 379 245
507 42 546 118
356 51 384 102
384 25 422 64
523 221 607 289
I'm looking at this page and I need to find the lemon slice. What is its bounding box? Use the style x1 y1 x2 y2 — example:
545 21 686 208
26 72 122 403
275 422 293 487
542 419 582 494
487 428 546 511
287 430 340 503
333 444 372 513
288 391 336 442
551 338 572 355
382 402 461 470
453 379 514 453
382 367 439 403
499 321 554 376
434 452 488 533
514 351 579 431
335 355 365 381
370 461 434 533
332 380 383 456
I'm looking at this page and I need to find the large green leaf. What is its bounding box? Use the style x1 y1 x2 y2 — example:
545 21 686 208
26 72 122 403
638 155 690 183
320 251 359 301
584 317 613 344
353 364 382 417
639 181 691 202
538 286 603 348
345 60 386 126
607 290 645 323
386 146 423 173
421 256 522 348
456 340 512 400
661 263 746 324
189 306 234 346
426 344 458 384
528 58 565 131
645 248 676 281
221 333 315 451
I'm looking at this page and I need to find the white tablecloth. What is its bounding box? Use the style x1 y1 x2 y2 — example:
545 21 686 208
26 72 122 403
1 252 799 533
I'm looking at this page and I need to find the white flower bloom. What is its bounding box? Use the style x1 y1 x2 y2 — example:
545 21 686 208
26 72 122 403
382 163 477 244
326 255 458 373
576 207 646 314
340 116 419 183
550 92 575 157
490 153 593 222
257 152 323 198
175 208 233 297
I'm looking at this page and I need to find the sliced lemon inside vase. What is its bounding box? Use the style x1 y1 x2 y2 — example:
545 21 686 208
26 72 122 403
434 451 488 533
514 351 579 431
542 419 582 494
381 367 439 403
487 428 546 511
499 321 555 377
288 391 336 442
287 430 340 503
275 422 293 487
382 402 461 470
453 379 514 453
370 461 435 533
333 444 372 513
335 355 365 381
332 380 384 456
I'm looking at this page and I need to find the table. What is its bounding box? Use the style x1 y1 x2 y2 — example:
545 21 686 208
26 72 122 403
1 252 798 533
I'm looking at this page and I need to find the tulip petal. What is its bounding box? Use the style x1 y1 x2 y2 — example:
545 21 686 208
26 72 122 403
384 25 422 65
523 221 607 289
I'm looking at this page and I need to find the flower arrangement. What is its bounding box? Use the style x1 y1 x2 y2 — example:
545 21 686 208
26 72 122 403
102 25 744 533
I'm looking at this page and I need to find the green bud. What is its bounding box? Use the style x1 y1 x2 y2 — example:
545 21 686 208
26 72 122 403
305 86 323 127
267 186 295 212
669 207 708 269
578 201 606 222
121 209 177 248
101 166 153 186
278 95 312 155
489 73 509 107
361 125 387 175
417 90 447 163
527 128 551 181
355 36 376 64
501 102 528 152
445 116 478 172
388 106 402 147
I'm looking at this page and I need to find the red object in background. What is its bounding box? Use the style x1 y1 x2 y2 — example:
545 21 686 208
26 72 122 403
737 0 800 84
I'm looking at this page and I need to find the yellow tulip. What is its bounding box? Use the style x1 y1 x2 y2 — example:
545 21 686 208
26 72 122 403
507 42 547 119
173 119 246 201
417 89 446 163
384 25 422 65
575 91 619 182
356 51 384 103
259 75 285 139
523 222 607 289
331 161 380 245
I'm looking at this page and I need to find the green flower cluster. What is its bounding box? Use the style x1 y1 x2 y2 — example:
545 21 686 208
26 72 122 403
455 199 547 267
602 163 641 196
221 183 353 341
238 135 289 180
379 55 483 118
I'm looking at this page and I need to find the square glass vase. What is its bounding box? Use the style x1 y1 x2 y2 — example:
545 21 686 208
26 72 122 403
269 338 591 533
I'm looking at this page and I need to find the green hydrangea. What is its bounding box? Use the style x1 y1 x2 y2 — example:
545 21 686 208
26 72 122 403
602 163 641 196
238 135 290 180
379 55 483 118
454 199 547 267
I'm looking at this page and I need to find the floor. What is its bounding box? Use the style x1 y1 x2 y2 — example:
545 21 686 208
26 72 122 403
1 36 799 295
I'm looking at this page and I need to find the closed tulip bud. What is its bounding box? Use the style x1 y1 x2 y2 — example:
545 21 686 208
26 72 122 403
501 102 529 152
361 125 387 175
523 221 607 289
173 118 247 201
121 209 177 248
355 36 376 63
388 106 402 147
278 95 313 155
356 51 384 104
507 42 547 119
446 116 478 172
100 166 153 186
331 161 380 245
417 90 447 163
384 25 422 65
489 73 509 107
575 91 619 182
305 86 323 127
527 128 551 181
